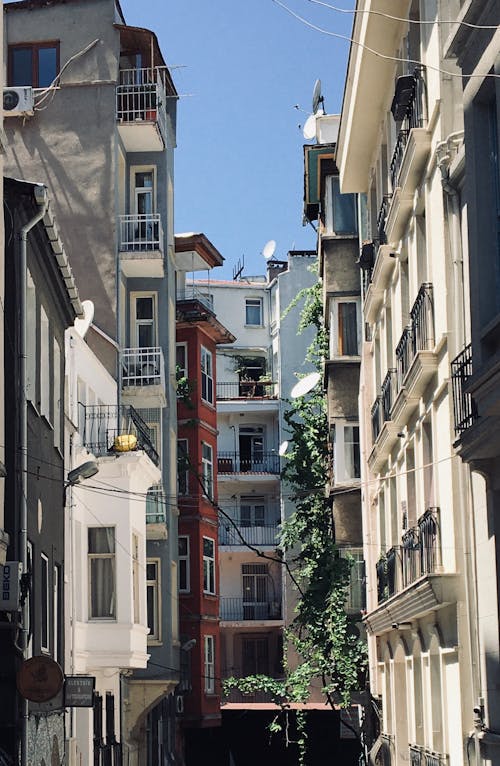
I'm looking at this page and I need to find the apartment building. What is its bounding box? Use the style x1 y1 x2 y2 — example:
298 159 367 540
3 0 180 762
337 1 481 763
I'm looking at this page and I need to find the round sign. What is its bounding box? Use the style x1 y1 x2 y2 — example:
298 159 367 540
17 656 64 702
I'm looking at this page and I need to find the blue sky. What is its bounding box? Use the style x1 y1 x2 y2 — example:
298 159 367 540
121 0 354 279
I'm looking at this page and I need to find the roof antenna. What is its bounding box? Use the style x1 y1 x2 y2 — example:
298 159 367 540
233 255 245 281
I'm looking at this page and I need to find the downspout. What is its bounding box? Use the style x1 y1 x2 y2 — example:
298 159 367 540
438 136 482 765
18 185 49 766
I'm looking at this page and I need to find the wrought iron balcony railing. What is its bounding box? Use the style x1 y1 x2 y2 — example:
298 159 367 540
80 404 159 466
401 527 420 588
219 519 280 546
451 343 478 435
116 66 167 140
390 66 427 190
396 326 413 390
377 195 392 245
121 347 165 390
409 745 447 766
386 546 399 597
176 285 214 313
418 507 440 575
216 380 278 400
381 368 397 422
371 396 383 443
118 213 163 252
220 597 282 621
376 555 388 603
396 284 434 392
217 452 280 475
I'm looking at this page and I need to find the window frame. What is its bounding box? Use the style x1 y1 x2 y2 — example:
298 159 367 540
88 526 116 620
8 41 60 88
146 558 161 643
204 635 215 694
245 297 263 327
40 304 51 421
177 438 189 496
329 297 361 358
333 422 361 484
324 174 358 235
40 552 49 652
176 342 188 378
178 535 190 593
129 164 157 215
201 441 214 499
130 291 158 349
202 537 216 595
201 345 214 404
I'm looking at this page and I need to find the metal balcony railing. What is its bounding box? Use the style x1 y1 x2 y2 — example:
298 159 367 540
121 347 165 389
371 396 383 443
220 597 282 621
381 368 397 422
217 452 280 474
116 66 167 140
216 380 278 400
80 404 159 466
396 284 434 392
401 527 420 588
376 555 388 603
118 214 163 252
219 519 280 546
146 484 166 524
451 343 478 435
423 751 447 766
386 546 399 597
390 67 427 190
410 745 422 766
377 196 392 245
176 285 214 312
418 507 440 575
396 326 413 391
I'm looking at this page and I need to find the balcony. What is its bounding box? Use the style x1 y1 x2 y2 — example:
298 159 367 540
362 209 397 323
217 452 280 475
409 745 448 766
121 347 166 408
220 597 282 622
219 515 280 547
451 343 478 436
80 404 159 467
118 214 164 278
176 285 214 314
386 68 432 244
116 67 167 152
368 369 400 472
391 284 437 425
216 380 278 400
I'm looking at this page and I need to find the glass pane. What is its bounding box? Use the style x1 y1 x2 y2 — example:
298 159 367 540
88 527 114 554
146 584 155 633
338 303 358 355
38 47 57 87
90 558 115 617
332 176 357 234
146 563 156 580
245 300 261 325
11 48 32 86
178 537 188 556
136 172 153 188
138 324 154 347
203 538 214 558
240 506 251 526
136 297 153 320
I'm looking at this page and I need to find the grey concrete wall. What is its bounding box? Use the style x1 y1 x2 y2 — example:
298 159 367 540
334 491 363 545
326 364 360 422
322 237 360 297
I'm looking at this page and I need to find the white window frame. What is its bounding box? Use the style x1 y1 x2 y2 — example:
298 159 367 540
130 165 157 214
203 537 216 595
204 635 215 694
146 558 161 643
130 291 158 349
339 547 365 612
26 270 36 403
245 297 263 327
329 297 361 358
201 346 214 404
88 527 116 620
41 553 49 652
176 342 188 378
178 535 190 593
201 442 213 499
40 304 51 420
334 422 361 484
53 336 61 451
177 438 189 496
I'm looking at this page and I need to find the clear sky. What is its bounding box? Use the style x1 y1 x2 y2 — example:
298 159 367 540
121 0 354 279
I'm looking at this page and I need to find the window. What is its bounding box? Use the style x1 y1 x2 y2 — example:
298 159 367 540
41 553 49 651
242 636 269 676
178 536 190 593
242 563 269 619
146 485 166 524
325 175 358 234
40 305 50 419
240 497 265 527
203 537 215 595
53 338 61 450
88 527 116 619
201 346 214 404
238 426 264 471
26 271 36 403
330 299 360 357
9 42 59 88
177 439 189 496
245 298 263 326
333 424 361 483
204 635 215 694
132 534 140 624
147 559 161 642
340 548 365 612
176 343 188 378
132 293 157 348
53 564 62 662
201 442 213 499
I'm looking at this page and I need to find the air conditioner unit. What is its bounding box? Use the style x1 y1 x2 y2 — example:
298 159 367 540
3 87 34 116
175 694 184 715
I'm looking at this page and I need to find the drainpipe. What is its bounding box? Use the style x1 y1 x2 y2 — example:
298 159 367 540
18 185 49 766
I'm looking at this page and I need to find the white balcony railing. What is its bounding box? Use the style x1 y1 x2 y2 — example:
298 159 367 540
118 214 163 253
116 67 167 143
121 347 165 389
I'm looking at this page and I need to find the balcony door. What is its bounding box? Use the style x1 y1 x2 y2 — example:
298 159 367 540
239 426 264 471
242 563 268 619
130 167 157 246
242 636 269 676
129 292 158 379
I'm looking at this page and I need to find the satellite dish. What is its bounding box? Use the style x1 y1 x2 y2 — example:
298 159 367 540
290 371 321 399
74 299 94 339
262 239 277 260
303 113 317 140
278 441 289 456
312 78 323 114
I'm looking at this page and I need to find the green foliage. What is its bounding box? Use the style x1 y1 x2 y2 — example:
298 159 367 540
222 279 367 762
176 364 195 408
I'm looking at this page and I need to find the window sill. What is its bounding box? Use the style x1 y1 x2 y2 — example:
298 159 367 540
203 592 217 598
244 324 264 329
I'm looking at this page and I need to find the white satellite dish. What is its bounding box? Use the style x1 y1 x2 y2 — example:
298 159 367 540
262 239 277 260
290 371 321 399
278 441 289 456
74 299 94 339
312 78 323 114
303 113 317 140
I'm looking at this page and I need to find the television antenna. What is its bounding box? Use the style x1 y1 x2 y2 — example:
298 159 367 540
262 239 277 261
290 371 321 399
232 255 245 281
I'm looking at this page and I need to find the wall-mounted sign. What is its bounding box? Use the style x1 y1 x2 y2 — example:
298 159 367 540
1 561 22 611
64 676 95 707
17 656 64 702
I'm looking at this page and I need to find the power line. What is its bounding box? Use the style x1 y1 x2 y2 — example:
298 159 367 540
272 0 500 79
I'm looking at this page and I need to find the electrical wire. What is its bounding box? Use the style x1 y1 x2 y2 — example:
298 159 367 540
34 38 100 111
307 0 499 29
272 0 500 79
